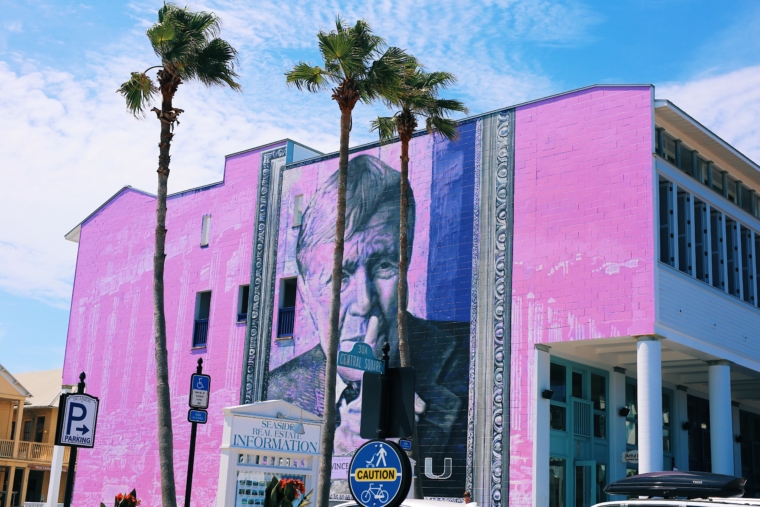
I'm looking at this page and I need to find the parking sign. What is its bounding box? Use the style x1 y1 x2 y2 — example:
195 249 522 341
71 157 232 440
55 393 99 448
189 373 211 409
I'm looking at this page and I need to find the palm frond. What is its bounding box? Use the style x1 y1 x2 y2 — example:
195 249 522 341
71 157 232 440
317 29 359 77
419 71 458 91
430 98 468 116
362 47 417 102
188 38 241 89
147 20 175 47
285 63 331 92
370 116 398 143
349 19 384 58
117 72 157 117
426 116 460 141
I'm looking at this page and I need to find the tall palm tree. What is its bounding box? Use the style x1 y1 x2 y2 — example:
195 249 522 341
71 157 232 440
372 67 468 498
285 18 415 507
117 5 240 507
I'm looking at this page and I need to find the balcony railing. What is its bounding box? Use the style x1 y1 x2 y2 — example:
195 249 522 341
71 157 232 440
193 319 209 347
0 439 70 461
277 307 296 337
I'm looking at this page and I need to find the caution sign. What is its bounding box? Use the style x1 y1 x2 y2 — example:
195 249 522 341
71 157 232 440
54 393 100 448
348 440 411 507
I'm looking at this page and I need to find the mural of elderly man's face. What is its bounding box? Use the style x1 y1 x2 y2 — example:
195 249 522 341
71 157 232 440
300 200 401 381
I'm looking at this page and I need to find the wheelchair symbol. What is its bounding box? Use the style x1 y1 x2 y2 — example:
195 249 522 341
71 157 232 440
196 377 206 389
360 484 388 504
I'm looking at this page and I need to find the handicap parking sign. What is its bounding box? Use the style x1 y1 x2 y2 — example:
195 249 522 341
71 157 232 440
349 440 411 507
189 373 211 409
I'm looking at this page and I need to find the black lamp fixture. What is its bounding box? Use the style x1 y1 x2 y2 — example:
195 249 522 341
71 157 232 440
682 421 692 431
618 406 631 417
736 435 743 443
541 389 554 400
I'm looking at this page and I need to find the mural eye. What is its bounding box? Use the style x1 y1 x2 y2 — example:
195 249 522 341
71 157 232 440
373 260 397 279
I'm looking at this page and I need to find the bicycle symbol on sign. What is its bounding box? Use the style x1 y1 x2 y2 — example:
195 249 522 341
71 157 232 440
360 484 388 504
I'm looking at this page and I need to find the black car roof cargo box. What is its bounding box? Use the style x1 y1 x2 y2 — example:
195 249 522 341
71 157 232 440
603 471 746 499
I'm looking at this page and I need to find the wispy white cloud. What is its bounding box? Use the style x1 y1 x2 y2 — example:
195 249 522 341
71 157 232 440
657 65 760 162
0 0 601 307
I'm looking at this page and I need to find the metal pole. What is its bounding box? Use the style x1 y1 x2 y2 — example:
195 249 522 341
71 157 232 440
63 372 86 507
185 358 203 507
376 343 390 440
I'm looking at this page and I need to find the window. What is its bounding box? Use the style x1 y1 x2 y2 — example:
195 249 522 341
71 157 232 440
740 185 753 214
696 157 710 185
625 383 637 446
662 132 677 165
662 393 672 453
710 165 724 196
679 144 695 175
694 199 710 283
725 217 741 298
626 382 674 472
201 214 211 247
741 226 754 304
726 174 739 203
591 373 606 439
276 278 297 338
659 179 675 266
549 458 566 507
193 291 211 347
550 362 567 431
710 210 726 290
23 420 32 442
677 189 692 275
34 417 45 443
238 285 250 322
292 195 304 227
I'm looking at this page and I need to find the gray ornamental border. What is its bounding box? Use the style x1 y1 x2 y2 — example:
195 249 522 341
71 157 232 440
241 146 287 405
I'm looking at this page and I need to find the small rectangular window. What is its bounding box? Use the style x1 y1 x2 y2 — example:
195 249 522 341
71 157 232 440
755 234 760 307
193 291 211 347
591 374 606 411
201 214 211 247
741 226 754 304
238 285 250 322
726 174 738 203
697 157 710 185
677 189 692 275
292 194 304 227
659 179 675 266
550 363 566 403
726 218 740 297
740 185 753 214
710 210 726 291
710 166 724 196
680 144 694 175
694 199 709 283
754 194 760 219
276 278 297 337
34 416 45 443
662 132 677 165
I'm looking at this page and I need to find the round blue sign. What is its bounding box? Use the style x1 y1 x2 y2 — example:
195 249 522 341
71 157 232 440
348 440 411 507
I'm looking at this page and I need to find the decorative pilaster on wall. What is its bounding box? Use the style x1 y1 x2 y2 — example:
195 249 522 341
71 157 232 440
241 147 287 405
490 109 515 507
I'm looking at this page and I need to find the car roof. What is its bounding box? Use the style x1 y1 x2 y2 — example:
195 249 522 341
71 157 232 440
594 499 760 507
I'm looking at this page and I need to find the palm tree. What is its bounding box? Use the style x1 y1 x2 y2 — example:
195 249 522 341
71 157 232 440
117 5 240 507
285 18 415 507
372 67 467 498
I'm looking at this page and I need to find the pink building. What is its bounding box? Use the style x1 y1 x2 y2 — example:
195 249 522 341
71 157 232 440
63 85 760 507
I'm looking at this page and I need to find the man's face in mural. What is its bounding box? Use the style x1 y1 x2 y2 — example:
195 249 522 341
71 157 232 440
300 201 400 382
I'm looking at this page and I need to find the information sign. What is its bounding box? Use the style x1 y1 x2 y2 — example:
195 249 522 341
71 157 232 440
189 373 211 409
398 439 412 451
188 409 208 424
349 440 411 507
338 342 384 374
55 393 99 448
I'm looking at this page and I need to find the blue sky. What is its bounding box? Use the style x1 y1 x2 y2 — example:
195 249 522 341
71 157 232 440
1 0 760 373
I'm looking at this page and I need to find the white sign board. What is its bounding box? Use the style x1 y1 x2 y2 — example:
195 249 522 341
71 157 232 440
621 450 639 464
56 394 99 448
190 374 211 409
231 415 321 455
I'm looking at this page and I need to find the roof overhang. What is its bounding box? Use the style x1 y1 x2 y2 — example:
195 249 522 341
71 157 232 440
0 364 32 398
655 99 760 186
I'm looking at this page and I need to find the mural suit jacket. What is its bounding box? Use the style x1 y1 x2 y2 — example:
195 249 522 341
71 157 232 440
267 313 469 487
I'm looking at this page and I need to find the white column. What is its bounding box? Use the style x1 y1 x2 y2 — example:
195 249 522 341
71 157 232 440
608 367 627 484
46 445 65 507
674 386 689 471
708 360 734 474
533 344 551 507
637 337 663 473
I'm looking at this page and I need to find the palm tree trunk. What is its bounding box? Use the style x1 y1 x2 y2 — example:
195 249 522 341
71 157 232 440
155 92 178 507
316 106 352 507
398 136 424 500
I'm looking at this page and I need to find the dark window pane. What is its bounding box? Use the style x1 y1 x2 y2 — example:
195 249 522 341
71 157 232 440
663 428 671 452
710 210 724 290
726 218 740 297
727 174 738 203
283 278 297 308
711 166 724 196
694 200 709 283
594 414 606 439
591 374 606 411
572 371 583 399
741 185 753 214
626 420 637 446
626 383 637 419
549 458 565 507
662 393 671 426
596 464 607 505
680 146 694 175
677 189 691 274
550 405 566 431
550 363 566 403
659 180 673 265
198 291 211 320
663 132 677 164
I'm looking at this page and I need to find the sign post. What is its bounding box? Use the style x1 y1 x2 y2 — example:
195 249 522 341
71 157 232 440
186 358 209 507
54 372 99 507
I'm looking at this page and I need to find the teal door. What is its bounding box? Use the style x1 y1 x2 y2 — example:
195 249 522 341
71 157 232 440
574 460 596 507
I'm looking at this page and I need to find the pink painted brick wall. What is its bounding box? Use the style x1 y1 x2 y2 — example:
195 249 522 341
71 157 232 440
62 143 282 506
508 86 656 505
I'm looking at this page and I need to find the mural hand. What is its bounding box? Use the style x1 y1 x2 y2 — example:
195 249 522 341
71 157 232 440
414 393 426 423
